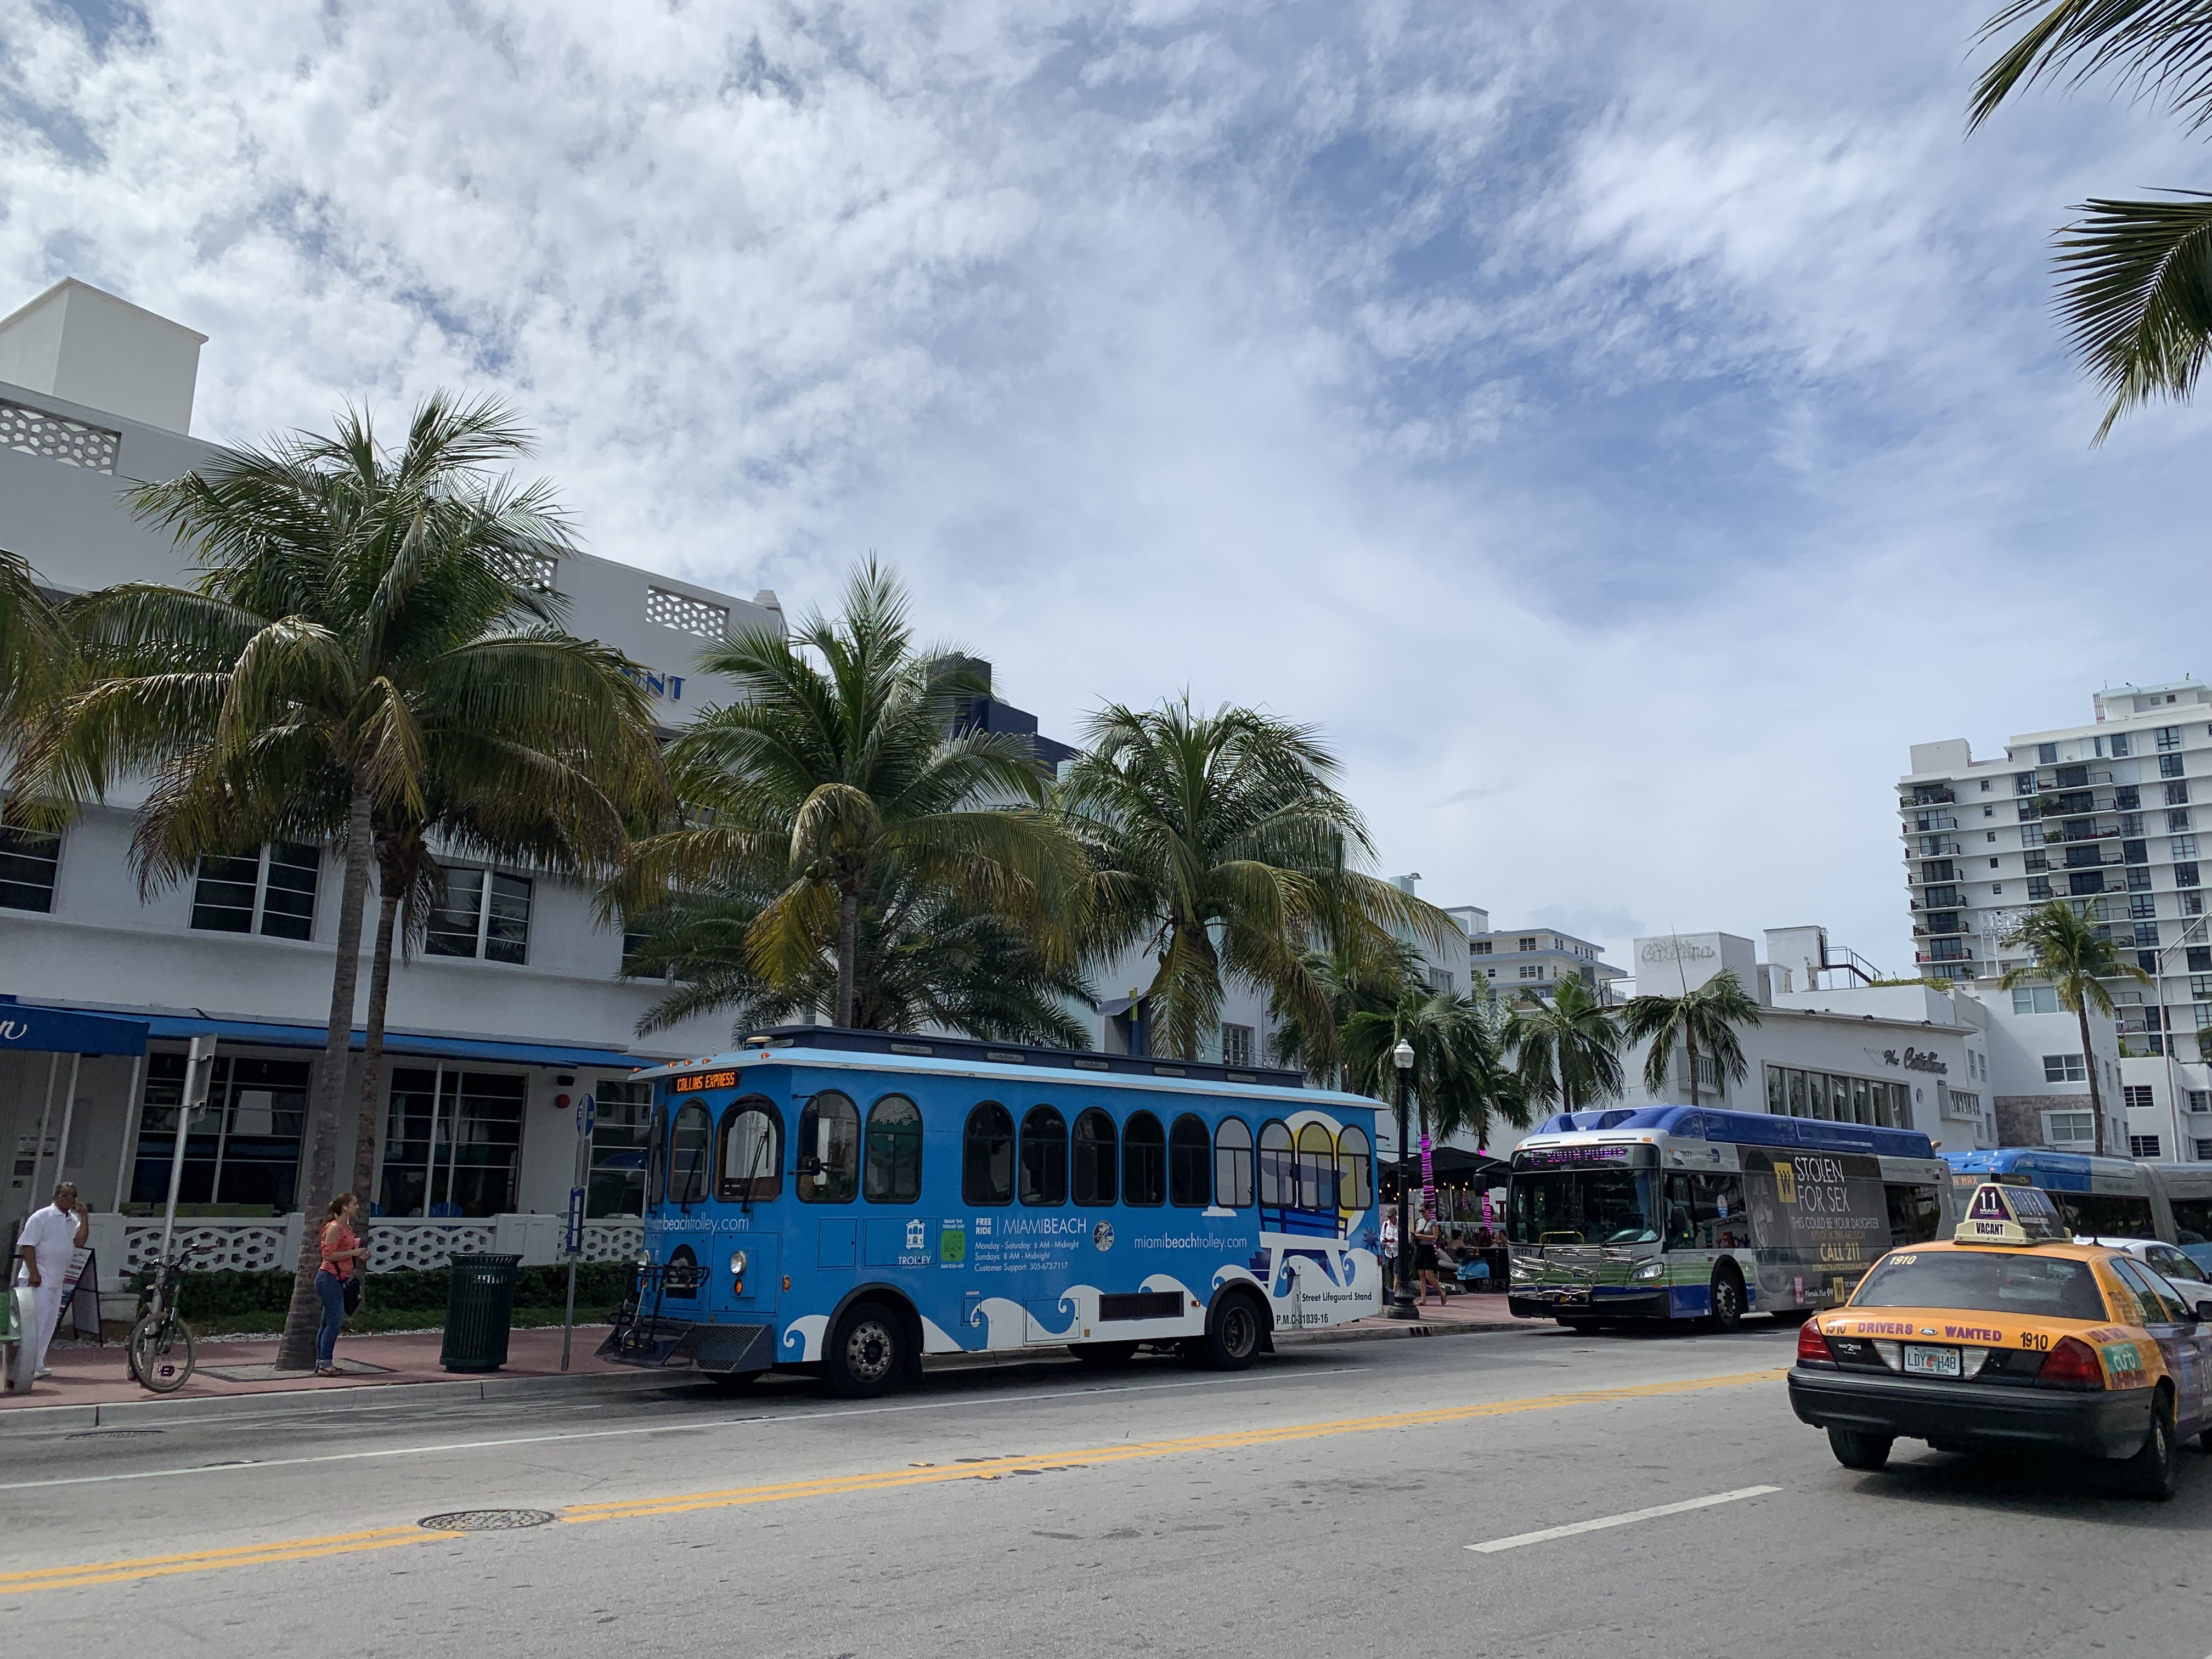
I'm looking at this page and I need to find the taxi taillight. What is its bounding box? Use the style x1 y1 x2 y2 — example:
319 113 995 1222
1795 1321 1833 1364
2035 1335 2104 1391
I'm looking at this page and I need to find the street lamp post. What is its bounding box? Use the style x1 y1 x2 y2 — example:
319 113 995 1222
1389 1038 1419 1321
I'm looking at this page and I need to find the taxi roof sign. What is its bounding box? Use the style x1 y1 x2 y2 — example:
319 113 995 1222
1954 1181 2067 1246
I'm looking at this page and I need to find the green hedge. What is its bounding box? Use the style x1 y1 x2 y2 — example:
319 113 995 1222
126 1262 634 1337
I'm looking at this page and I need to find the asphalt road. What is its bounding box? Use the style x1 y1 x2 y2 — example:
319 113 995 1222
7 1323 2212 1657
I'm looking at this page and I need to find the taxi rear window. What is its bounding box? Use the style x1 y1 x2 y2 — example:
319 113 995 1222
1852 1252 2107 1321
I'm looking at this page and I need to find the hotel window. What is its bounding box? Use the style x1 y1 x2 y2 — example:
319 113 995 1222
1984 804 1995 817
2166 753 2189 779
425 868 533 963
2193 947 2212 973
2044 1053 2089 1084
586 1078 654 1218
2131 892 2158 919
0 808 62 912
2180 864 2202 888
2125 1085 2157 1111
1517 936 1537 951
379 1068 528 1217
2160 726 2183 751
2028 876 2054 900
1471 941 1492 955
2013 985 2060 1014
2137 922 2162 949
189 843 321 940
132 1054 314 1212
2171 782 2194 806
2118 785 2141 810
2198 1139 2212 1160
2043 1109 2095 1147
1519 964 1542 978
1221 1023 1255 1068
2187 890 2207 915
2020 823 2044 847
2176 836 2201 859
2194 975 2212 998
2131 1135 2163 1159
2191 1091 2212 1114
2039 743 2059 765
2113 733 2133 757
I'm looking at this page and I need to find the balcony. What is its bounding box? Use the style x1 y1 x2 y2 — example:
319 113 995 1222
1908 788 1956 806
1911 813 1960 832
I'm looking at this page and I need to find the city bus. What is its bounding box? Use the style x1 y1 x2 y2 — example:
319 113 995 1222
1943 1149 2212 1270
1506 1105 1953 1331
600 1026 1386 1395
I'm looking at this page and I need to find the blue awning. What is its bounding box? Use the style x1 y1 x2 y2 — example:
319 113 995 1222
0 998 149 1057
2 998 644 1070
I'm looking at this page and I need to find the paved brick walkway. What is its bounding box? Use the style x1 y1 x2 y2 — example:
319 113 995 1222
3 1323 624 1409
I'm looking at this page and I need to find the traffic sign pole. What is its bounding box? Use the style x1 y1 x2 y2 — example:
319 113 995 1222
561 1095 594 1372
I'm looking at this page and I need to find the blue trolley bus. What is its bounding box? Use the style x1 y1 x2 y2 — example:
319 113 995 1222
601 1028 1387 1395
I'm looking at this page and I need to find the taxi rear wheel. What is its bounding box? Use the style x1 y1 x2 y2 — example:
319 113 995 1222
1826 1427 1892 1471
2116 1390 2179 1501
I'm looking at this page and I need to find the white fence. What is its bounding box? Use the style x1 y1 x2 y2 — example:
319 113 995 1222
93 1214 644 1290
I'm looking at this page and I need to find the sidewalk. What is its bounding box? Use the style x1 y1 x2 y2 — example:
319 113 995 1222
1282 1291 1550 1345
3 1324 630 1413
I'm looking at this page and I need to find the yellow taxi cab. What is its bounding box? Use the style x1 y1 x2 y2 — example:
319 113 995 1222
1788 1182 2212 1499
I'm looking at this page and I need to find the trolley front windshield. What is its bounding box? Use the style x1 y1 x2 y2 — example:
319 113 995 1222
1509 1170 1660 1246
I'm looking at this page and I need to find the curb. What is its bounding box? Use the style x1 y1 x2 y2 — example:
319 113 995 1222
1277 1315 1531 1347
0 1363 678 1436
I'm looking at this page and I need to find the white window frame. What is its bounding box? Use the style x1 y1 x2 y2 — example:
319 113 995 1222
2042 1053 2087 1084
2042 1109 2096 1147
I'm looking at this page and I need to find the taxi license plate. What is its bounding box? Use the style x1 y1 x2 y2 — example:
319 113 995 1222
1903 1344 1961 1378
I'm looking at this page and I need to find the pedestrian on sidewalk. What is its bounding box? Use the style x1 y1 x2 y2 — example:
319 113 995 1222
1379 1201 1400 1299
13 1181 89 1385
315 1193 364 1378
1415 1203 1446 1306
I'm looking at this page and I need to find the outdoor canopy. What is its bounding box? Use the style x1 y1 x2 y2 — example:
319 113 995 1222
0 997 149 1056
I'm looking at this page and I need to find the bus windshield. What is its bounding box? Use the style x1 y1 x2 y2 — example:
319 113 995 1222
1509 1170 1658 1246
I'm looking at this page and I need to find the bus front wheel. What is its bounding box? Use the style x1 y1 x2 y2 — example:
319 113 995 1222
1709 1267 1746 1334
826 1300 906 1398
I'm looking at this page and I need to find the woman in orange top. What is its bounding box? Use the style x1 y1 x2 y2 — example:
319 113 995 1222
315 1192 364 1376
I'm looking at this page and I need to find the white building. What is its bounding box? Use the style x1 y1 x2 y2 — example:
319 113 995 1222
0 279 785 1286
1902 679 2212 1160
1453 906 1626 1003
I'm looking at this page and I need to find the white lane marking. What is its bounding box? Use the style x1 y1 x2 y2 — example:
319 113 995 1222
0 1367 1365 1493
1467 1486 1782 1554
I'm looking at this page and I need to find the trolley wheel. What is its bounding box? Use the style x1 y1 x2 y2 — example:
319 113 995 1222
129 1314 196 1394
825 1300 906 1399
1827 1427 1892 1471
1197 1292 1265 1372
1709 1266 1746 1334
1069 1341 1141 1369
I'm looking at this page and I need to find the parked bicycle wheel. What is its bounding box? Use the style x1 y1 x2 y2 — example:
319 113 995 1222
129 1313 195 1393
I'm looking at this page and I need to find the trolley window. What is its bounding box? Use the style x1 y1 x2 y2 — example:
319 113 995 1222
645 1101 667 1210
1125 1111 1166 1207
1258 1120 1294 1206
797 1090 859 1204
1169 1113 1211 1208
1337 1125 1373 1210
1073 1108 1117 1206
864 1094 923 1204
964 1103 1015 1206
669 1097 712 1205
1021 1106 1069 1207
1295 1123 1339 1210
716 1098 782 1203
1214 1118 1254 1209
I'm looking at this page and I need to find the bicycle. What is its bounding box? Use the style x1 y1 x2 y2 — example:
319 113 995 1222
128 1243 207 1393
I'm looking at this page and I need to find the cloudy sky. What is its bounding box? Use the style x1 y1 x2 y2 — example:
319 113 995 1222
4 0 2204 983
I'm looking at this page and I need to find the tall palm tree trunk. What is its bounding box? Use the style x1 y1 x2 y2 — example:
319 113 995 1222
1685 1031 1701 1109
836 886 859 1028
352 879 402 1204
2077 996 2106 1158
276 787 374 1371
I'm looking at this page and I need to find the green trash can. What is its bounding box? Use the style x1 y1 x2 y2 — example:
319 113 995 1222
441 1252 524 1373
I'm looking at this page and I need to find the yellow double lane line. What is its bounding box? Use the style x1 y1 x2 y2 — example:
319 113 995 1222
5 1365 1785 1595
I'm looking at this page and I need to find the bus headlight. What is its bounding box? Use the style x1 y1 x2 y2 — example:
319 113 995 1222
1633 1260 1665 1281
634 1250 652 1268
1509 1260 1533 1282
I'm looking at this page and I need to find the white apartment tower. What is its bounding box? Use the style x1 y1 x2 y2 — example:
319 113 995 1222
1901 679 2212 1160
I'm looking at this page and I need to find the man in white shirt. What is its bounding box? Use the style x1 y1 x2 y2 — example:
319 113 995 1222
14 1182 89 1386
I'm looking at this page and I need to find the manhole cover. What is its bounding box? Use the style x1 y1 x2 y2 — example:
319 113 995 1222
417 1510 557 1532
65 1428 163 1439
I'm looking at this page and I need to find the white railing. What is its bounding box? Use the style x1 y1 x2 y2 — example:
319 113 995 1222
99 1214 645 1288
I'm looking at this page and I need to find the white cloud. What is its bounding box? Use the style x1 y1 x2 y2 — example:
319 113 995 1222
2 0 2206 990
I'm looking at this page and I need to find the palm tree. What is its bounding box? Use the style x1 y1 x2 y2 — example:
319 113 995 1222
623 866 1095 1047
1971 1 2212 439
16 393 662 1369
1268 934 1426 1086
1999 898 2151 1156
622 560 1081 1030
0 546 69 738
1621 969 1763 1109
1343 982 1530 1148
1058 696 1445 1063
1506 975 1625 1118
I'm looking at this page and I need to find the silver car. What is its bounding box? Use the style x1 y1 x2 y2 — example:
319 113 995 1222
2078 1236 2212 1288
